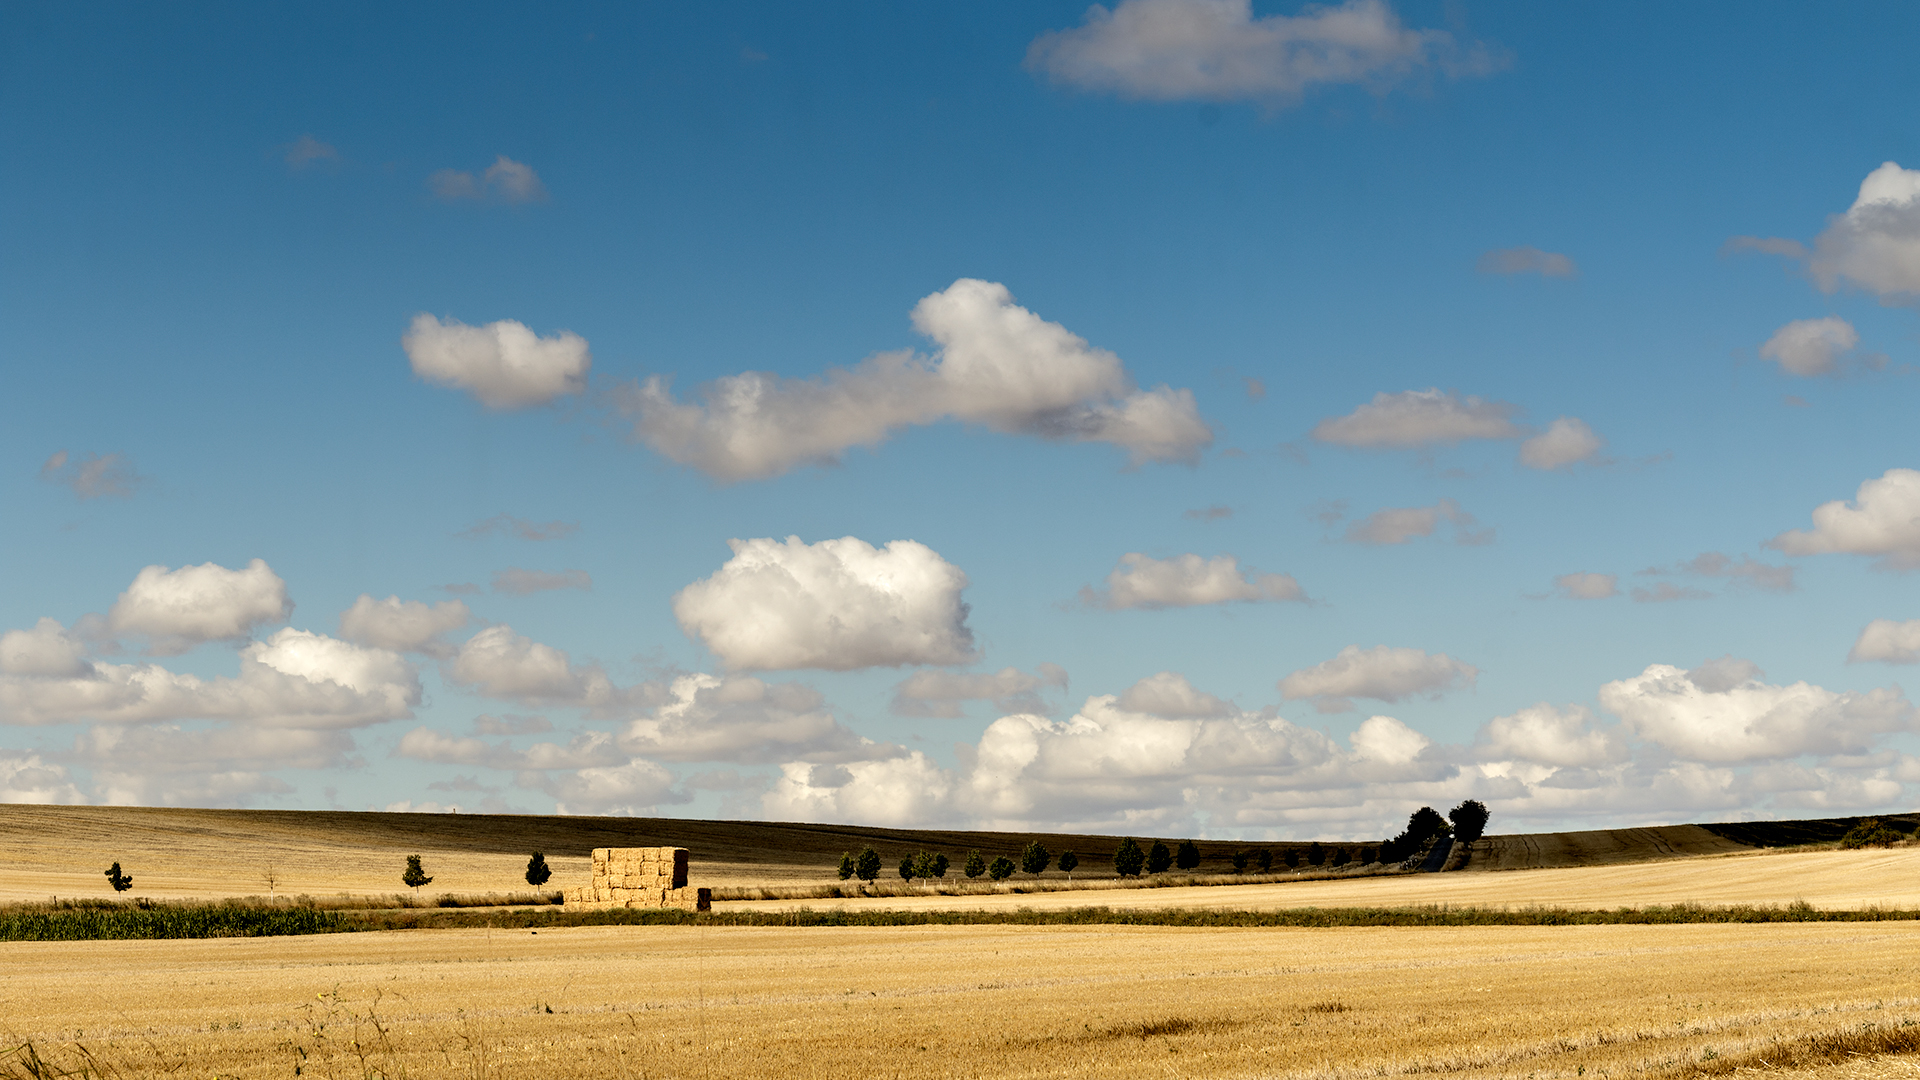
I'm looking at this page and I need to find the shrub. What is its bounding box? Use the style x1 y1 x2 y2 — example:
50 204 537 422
1230 850 1250 873
1020 841 1052 877
1307 842 1325 867
402 855 432 891
103 862 133 894
1330 847 1350 868
1146 841 1173 874
987 856 1016 881
1113 838 1146 877
524 852 552 888
1840 819 1910 849
1058 851 1079 880
854 847 882 884
1448 799 1491 843
963 849 986 878
1283 848 1300 869
1175 840 1201 871
838 852 856 881
1255 849 1273 872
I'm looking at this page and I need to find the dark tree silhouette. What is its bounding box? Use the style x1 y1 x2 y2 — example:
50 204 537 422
898 855 915 881
987 856 1016 881
854 847 882 884
1307 842 1325 867
1330 847 1350 867
104 862 133 893
1174 840 1201 871
525 852 552 887
1448 800 1491 843
838 852 856 880
1283 848 1301 869
1020 841 1052 878
1146 841 1173 874
402 854 432 891
1230 850 1250 873
1256 849 1273 873
1058 851 1079 881
1113 838 1146 877
963 849 987 878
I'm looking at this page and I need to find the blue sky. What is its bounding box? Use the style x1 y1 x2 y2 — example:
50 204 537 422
4 1 1920 838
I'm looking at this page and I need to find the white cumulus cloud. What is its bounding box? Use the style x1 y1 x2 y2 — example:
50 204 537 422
1851 619 1920 664
615 279 1211 481
403 314 591 410
1769 468 1920 570
673 536 976 671
536 760 688 816
1116 671 1233 717
1312 388 1523 447
619 674 887 764
0 618 93 677
0 753 86 804
1476 704 1627 768
107 559 292 654
1084 552 1305 609
1598 660 1916 763
1024 0 1498 104
1278 645 1477 713
338 595 470 656
1760 317 1860 377
891 665 1068 718
447 625 613 706
1519 417 1605 469
1808 161 1920 302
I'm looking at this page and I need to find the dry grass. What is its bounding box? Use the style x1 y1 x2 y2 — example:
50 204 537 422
3 922 1920 1078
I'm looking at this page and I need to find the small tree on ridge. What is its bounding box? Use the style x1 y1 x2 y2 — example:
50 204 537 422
854 847 882 885
525 852 552 888
987 856 1016 881
1146 841 1173 875
963 849 986 878
1112 838 1146 877
1020 841 1052 878
402 854 432 892
1058 851 1079 881
104 862 133 893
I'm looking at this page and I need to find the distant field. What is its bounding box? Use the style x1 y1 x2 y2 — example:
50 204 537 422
0 803 1913 904
5 921 1919 1078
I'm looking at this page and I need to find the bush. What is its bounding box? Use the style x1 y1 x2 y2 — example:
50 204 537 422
1358 846 1376 865
402 855 432 891
1256 849 1273 872
103 862 133 894
1229 850 1250 873
1448 799 1491 843
1840 819 1910 849
1058 851 1079 880
1146 841 1173 874
987 856 1016 881
1283 848 1300 869
1307 842 1325 867
838 852 856 881
963 849 986 878
524 852 552 888
1330 847 1350 868
854 847 882 884
1175 840 1200 871
1113 838 1146 877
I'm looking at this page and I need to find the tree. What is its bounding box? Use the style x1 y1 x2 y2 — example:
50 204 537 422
1283 848 1300 869
1113 838 1146 877
987 856 1016 881
1058 851 1079 881
910 851 949 882
103 862 133 893
1230 850 1250 874
854 847 882 884
1358 846 1376 865
1255 849 1273 873
402 854 432 891
1448 800 1491 843
899 855 916 881
838 852 856 881
1020 840 1052 878
1330 847 1350 868
1146 841 1173 874
525 852 552 888
1307 842 1325 867
260 865 280 900
963 849 986 879
930 852 950 879
1840 819 1909 849
1175 840 1201 871
1408 806 1450 843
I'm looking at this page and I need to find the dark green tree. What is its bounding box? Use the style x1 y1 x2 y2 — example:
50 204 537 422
402 854 432 891
1330 847 1350 867
963 849 986 878
1229 850 1250 874
1358 846 1376 865
1840 819 1909 848
1146 841 1173 874
1020 840 1052 878
1307 842 1325 866
931 852 950 878
838 852 856 880
1283 848 1300 869
525 852 552 887
1448 800 1491 843
1058 851 1079 881
1255 849 1273 873
1112 838 1146 877
103 862 133 893
899 855 916 881
987 855 1016 881
1408 806 1450 842
1174 840 1201 871
854 846 882 884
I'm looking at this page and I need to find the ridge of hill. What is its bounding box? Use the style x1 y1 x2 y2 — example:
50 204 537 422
0 804 1912 902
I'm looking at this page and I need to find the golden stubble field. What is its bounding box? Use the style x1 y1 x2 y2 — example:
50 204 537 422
4 921 1920 1079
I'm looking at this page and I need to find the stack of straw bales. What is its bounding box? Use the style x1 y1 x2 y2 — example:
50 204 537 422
563 846 711 912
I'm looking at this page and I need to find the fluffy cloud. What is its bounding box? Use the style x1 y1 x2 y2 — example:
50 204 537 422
673 536 976 671
891 665 1068 718
1278 645 1477 713
1769 468 1920 570
0 754 85 804
1116 671 1232 717
1554 572 1617 600
0 626 418 728
1850 619 1920 664
1477 704 1626 768
1519 417 1605 469
107 559 291 654
1024 0 1497 104
491 568 592 595
402 314 590 410
338 595 470 656
447 625 612 706
1477 247 1577 278
76 724 358 774
1598 660 1915 763
0 618 92 677
1760 317 1860 377
458 514 579 542
619 674 887 764
40 450 144 499
534 760 688 816
615 279 1212 481
1808 161 1920 301
394 727 623 771
428 155 549 203
1084 552 1305 609
1338 499 1490 545
1312 388 1523 448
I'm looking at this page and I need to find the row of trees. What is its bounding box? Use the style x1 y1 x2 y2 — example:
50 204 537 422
837 841 1082 885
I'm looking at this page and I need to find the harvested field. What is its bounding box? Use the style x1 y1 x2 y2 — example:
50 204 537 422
4 921 1920 1078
